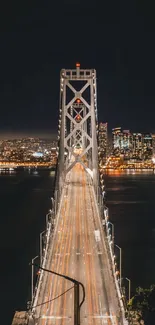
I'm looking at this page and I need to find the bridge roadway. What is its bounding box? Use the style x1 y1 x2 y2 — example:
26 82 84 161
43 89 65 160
35 164 120 325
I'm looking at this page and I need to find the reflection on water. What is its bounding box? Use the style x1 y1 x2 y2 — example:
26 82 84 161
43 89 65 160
104 170 155 295
107 200 147 204
104 169 155 176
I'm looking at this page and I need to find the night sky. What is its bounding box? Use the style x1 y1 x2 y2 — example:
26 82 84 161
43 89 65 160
0 1 155 137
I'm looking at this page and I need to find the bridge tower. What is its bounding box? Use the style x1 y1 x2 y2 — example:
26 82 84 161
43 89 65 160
56 63 99 198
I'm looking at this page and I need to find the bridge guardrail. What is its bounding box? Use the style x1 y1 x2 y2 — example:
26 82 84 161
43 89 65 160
31 218 53 316
104 208 129 325
31 163 66 317
105 221 128 324
92 186 128 325
31 184 65 320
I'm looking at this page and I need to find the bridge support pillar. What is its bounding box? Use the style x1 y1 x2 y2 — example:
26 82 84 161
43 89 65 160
56 64 99 196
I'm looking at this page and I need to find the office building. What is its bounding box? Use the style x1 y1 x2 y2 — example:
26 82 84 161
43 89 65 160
132 133 143 160
98 122 108 162
143 133 152 160
112 127 132 158
120 130 132 158
112 127 121 157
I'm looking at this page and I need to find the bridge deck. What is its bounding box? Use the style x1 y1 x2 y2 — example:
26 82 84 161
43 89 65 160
35 164 120 324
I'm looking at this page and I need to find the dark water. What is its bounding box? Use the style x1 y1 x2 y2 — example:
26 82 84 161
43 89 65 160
104 171 155 297
0 170 54 325
1 170 155 324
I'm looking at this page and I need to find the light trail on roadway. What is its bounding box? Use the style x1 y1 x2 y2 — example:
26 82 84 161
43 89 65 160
35 164 121 325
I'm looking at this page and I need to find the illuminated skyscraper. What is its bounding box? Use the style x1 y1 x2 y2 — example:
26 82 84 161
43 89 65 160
143 133 152 160
132 133 143 160
112 127 121 157
112 128 132 158
98 122 108 162
120 130 132 158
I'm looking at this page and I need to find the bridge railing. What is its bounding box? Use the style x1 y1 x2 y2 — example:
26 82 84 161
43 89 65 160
31 158 65 313
53 156 65 215
104 213 128 324
92 181 129 325
31 213 54 315
30 180 65 321
103 209 129 324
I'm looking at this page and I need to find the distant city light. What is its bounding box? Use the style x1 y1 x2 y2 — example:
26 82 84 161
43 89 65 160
152 157 155 164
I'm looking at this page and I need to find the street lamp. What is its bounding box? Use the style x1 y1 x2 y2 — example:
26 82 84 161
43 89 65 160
40 230 46 265
108 221 114 253
125 277 131 302
46 210 52 229
31 256 38 303
104 206 109 219
51 197 55 211
115 244 122 290
30 263 85 325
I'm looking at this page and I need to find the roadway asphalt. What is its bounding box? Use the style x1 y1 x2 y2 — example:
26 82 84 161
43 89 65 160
35 164 120 325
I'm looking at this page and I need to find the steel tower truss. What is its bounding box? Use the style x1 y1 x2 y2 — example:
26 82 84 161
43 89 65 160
57 64 99 194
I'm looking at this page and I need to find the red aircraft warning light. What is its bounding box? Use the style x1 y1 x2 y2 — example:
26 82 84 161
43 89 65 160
76 114 81 122
76 99 81 103
76 62 80 68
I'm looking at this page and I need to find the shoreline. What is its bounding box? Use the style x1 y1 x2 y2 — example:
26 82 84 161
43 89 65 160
100 168 155 174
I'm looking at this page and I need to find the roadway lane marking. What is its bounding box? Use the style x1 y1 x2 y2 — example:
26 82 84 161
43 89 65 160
76 252 80 255
98 252 103 254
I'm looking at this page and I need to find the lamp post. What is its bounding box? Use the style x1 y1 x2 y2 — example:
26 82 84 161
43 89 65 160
108 221 114 253
115 244 122 289
104 206 108 219
46 210 52 229
40 230 46 265
125 277 131 302
51 197 55 212
31 256 38 303
30 263 85 325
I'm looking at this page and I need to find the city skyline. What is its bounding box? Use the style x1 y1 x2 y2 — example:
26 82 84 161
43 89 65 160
0 122 154 143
